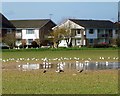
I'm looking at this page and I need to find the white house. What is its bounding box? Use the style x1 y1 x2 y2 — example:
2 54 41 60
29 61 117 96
15 28 39 46
53 19 86 47
10 19 56 47
53 19 117 47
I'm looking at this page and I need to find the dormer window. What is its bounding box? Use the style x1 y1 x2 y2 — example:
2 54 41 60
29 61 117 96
89 29 94 34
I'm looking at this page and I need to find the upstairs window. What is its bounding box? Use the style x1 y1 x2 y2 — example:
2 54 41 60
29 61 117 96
7 29 12 34
77 30 80 34
16 29 22 33
26 29 34 34
89 29 94 34
115 30 118 34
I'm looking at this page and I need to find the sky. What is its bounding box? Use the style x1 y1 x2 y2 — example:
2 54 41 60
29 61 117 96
1 0 120 2
1 2 119 24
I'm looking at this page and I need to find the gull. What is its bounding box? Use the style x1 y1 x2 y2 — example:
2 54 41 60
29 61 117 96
88 58 91 60
18 65 21 68
76 61 79 66
27 58 30 61
113 57 116 60
102 57 104 60
96 62 98 66
16 60 19 63
106 61 109 66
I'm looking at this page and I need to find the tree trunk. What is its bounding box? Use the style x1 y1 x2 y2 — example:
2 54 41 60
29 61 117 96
53 42 57 48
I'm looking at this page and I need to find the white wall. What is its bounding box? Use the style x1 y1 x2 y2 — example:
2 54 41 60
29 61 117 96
15 40 22 46
22 29 39 40
58 40 68 47
83 40 86 45
112 29 118 39
53 20 85 30
86 29 97 39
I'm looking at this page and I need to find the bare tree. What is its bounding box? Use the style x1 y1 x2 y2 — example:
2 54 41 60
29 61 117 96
49 27 65 48
49 19 74 48
58 20 73 47
49 26 72 48
21 39 26 48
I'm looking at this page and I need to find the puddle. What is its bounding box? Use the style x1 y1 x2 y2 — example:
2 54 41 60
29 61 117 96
17 61 120 71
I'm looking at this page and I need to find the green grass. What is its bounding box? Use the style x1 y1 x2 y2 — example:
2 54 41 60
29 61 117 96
2 48 119 94
2 48 119 62
2 69 118 94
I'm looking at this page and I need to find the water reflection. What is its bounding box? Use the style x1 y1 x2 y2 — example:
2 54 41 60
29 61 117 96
18 61 120 71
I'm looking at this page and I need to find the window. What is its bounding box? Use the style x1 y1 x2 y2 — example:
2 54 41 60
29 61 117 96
28 39 33 45
115 30 118 34
89 39 93 44
77 30 80 34
89 29 94 34
7 29 12 34
16 29 22 33
98 29 100 33
26 29 34 34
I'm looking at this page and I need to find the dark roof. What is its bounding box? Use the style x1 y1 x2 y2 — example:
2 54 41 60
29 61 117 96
0 13 15 28
69 19 115 29
10 19 55 28
114 22 120 29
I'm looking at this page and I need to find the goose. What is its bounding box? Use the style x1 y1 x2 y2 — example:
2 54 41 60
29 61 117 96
43 69 47 73
77 69 83 73
55 69 64 73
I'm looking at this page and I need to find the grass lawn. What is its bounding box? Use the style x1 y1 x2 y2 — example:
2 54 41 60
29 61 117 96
1 48 119 94
2 69 118 94
2 48 119 62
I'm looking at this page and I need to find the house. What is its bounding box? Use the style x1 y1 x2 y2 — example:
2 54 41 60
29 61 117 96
0 13 16 42
53 19 117 47
52 19 86 47
10 19 56 47
114 22 120 38
118 1 120 22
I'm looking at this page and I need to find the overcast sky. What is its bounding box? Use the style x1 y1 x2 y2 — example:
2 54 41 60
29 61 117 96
1 2 119 24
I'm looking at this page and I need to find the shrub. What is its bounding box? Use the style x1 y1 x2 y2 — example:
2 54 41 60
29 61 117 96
93 43 109 48
32 41 39 48
116 38 120 47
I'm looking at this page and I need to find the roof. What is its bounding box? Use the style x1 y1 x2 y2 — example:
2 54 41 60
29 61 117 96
69 19 115 29
114 22 120 29
10 19 54 28
0 13 15 28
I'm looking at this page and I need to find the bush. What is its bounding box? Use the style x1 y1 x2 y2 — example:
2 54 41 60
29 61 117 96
19 44 27 48
32 41 39 48
116 38 120 47
93 44 109 48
